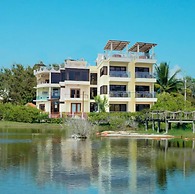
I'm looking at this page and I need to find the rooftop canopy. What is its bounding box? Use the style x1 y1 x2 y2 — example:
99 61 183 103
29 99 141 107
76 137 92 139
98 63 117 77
104 40 130 51
129 42 157 52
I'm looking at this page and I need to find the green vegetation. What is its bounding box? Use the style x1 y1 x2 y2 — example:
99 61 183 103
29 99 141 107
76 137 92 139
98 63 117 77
0 64 36 105
94 95 109 112
0 120 63 130
151 92 193 111
0 103 63 124
155 62 182 93
88 112 139 130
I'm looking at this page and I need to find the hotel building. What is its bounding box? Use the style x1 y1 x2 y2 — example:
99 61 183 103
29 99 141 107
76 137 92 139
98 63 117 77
34 40 157 117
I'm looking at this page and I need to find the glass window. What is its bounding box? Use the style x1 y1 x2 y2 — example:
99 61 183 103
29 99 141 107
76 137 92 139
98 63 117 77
90 73 97 85
110 85 126 91
71 103 81 113
66 68 89 81
39 104 45 111
110 104 127 112
70 89 80 98
90 88 97 99
135 67 149 72
51 73 60 83
136 104 150 111
136 86 150 92
100 85 107 94
100 66 108 77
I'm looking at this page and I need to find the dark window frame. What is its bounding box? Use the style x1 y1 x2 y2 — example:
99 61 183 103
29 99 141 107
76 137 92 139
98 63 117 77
70 89 80 98
100 66 108 77
100 85 107 94
110 104 127 112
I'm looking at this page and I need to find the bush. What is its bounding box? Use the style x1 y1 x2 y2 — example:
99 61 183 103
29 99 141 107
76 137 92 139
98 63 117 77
0 103 49 123
87 112 139 130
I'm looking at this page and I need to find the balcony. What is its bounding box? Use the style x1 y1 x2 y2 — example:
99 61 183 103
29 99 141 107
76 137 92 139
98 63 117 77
135 72 155 78
35 96 49 101
135 91 156 98
110 71 130 78
109 91 130 98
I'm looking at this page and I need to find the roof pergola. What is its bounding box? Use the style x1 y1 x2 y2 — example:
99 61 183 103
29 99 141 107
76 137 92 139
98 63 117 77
104 40 130 51
129 42 157 52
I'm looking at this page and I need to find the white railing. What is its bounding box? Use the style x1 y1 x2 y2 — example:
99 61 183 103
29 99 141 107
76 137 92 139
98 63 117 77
135 72 155 78
109 91 130 97
135 91 156 98
110 71 130 78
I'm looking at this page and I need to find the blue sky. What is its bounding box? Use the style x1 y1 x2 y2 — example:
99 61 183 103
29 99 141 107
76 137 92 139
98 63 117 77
0 0 195 76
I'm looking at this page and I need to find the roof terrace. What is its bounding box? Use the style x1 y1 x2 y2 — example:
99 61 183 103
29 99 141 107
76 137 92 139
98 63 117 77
96 40 157 64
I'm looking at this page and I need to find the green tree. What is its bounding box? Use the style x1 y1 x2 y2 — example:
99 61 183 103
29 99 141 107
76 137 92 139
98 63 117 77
0 64 36 105
155 62 182 93
182 76 195 106
94 95 109 112
151 92 192 111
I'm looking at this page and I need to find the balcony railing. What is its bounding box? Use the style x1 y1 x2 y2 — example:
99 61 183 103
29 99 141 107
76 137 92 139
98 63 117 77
37 80 50 85
110 71 130 78
135 91 156 98
135 72 155 78
36 96 49 100
109 91 130 97
130 53 156 60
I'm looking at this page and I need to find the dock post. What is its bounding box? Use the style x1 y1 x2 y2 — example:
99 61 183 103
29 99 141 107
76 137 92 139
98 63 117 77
157 120 160 133
165 120 168 134
152 121 155 131
145 120 148 131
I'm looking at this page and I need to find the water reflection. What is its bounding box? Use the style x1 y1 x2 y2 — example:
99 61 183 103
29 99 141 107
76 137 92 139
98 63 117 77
0 130 195 193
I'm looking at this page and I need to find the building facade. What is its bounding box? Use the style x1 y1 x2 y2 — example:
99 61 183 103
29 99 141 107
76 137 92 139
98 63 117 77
34 40 157 117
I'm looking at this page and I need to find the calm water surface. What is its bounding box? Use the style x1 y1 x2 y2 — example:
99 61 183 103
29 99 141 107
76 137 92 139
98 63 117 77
0 128 195 194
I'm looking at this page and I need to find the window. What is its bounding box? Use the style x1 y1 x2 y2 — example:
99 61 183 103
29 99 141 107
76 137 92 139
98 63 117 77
52 88 60 98
135 67 149 72
110 66 126 71
100 66 107 77
39 104 45 111
51 101 59 113
70 89 80 98
65 68 89 81
90 88 97 99
71 103 81 113
136 104 150 111
60 70 66 81
110 85 126 91
51 73 61 83
135 86 150 92
100 85 107 94
110 104 126 112
42 91 48 95
90 102 98 112
90 73 97 85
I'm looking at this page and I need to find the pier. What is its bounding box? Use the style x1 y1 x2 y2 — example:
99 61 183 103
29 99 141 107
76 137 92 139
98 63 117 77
145 111 195 133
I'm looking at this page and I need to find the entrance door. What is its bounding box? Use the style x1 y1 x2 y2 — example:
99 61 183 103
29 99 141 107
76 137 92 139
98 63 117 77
51 101 59 113
71 103 81 113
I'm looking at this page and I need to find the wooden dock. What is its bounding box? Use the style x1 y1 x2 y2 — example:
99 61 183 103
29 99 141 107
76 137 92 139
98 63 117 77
145 111 195 133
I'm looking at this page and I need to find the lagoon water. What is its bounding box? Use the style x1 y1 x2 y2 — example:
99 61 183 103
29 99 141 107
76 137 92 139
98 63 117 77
0 129 195 194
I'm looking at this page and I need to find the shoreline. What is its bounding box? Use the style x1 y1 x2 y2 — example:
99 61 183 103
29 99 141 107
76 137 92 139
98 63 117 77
99 131 176 139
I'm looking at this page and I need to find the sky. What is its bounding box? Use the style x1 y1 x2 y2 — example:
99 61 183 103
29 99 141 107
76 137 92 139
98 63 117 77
0 0 195 77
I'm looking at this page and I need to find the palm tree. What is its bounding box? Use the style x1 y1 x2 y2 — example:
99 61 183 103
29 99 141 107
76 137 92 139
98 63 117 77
94 95 108 112
155 62 182 93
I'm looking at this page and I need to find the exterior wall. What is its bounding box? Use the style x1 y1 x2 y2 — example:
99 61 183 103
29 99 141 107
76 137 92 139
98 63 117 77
36 101 51 113
34 42 158 116
59 84 90 113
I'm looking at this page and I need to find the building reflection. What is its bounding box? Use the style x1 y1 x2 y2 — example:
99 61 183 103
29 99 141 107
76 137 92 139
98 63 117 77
1 133 195 193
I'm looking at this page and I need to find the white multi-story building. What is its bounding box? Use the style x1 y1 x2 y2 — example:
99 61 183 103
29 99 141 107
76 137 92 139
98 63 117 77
34 40 157 117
